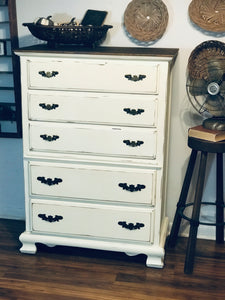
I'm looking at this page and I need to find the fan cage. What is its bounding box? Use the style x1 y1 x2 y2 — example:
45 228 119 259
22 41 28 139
188 40 225 81
186 79 208 115
187 40 225 123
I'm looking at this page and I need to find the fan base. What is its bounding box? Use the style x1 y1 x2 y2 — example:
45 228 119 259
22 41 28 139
203 118 225 131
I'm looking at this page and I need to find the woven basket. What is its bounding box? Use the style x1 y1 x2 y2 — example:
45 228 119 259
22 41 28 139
124 0 168 42
188 40 225 80
189 0 225 32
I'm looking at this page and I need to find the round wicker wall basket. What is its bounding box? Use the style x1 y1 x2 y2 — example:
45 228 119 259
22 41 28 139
189 0 225 32
124 0 169 42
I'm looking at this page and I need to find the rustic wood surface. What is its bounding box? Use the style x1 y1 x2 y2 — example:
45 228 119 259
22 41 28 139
0 219 224 299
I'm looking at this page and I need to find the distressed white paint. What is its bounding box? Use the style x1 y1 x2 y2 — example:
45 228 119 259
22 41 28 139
17 47 174 267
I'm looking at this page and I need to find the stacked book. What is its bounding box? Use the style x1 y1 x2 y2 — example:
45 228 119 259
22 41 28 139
188 125 225 142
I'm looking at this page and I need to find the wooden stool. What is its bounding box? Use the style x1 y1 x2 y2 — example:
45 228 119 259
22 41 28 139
167 137 225 274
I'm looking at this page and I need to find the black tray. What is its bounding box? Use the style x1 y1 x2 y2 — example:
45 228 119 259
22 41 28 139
23 23 113 48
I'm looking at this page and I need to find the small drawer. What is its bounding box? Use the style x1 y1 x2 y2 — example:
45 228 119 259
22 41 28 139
29 122 157 159
28 91 158 127
27 58 159 94
32 201 155 242
29 162 156 205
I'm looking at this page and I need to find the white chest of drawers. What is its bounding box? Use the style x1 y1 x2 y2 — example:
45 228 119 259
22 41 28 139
16 45 178 268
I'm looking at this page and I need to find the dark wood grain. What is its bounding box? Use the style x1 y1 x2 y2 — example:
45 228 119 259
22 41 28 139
0 219 224 299
15 44 179 58
15 45 179 69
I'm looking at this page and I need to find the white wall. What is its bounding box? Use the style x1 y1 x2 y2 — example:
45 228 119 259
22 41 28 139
1 0 224 238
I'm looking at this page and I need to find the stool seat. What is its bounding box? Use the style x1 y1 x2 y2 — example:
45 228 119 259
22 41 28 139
188 137 225 153
167 136 225 274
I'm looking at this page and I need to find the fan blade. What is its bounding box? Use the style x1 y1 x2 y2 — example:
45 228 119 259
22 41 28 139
187 79 208 96
218 73 225 85
206 59 225 82
220 81 225 93
204 94 225 116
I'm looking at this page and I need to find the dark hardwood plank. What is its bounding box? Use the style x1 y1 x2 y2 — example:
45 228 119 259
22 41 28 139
0 219 224 300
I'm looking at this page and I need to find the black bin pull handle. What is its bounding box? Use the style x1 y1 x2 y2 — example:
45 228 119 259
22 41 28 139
118 183 146 192
118 221 145 230
39 103 59 110
40 134 59 142
39 71 59 78
38 214 63 223
124 74 146 82
123 108 145 115
37 176 63 186
123 140 144 147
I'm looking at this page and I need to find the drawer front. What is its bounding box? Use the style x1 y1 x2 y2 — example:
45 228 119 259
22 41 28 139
28 92 158 127
30 162 156 205
32 202 154 242
27 59 159 94
29 122 157 159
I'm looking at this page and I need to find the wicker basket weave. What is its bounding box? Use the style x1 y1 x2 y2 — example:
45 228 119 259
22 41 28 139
189 0 225 32
124 0 168 42
188 40 225 80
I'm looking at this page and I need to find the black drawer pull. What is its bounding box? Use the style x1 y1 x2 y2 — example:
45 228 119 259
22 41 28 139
40 134 59 142
124 74 146 82
37 176 63 186
118 221 145 230
38 214 63 223
39 103 59 110
123 140 144 147
118 183 146 192
123 108 145 115
39 71 59 78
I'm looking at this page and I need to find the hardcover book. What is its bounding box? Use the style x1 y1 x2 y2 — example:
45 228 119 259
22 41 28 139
188 125 225 142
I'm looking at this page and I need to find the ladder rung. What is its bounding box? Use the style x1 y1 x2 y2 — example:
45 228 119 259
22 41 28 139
0 86 14 90
0 71 12 74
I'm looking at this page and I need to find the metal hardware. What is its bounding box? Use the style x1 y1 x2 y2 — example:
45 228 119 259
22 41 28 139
123 108 145 115
38 214 63 223
39 103 59 110
118 183 146 192
118 221 145 230
37 176 63 186
124 74 146 82
123 140 144 147
39 71 59 78
40 134 59 141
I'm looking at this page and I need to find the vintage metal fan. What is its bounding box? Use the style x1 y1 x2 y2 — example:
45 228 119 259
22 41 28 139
186 40 225 130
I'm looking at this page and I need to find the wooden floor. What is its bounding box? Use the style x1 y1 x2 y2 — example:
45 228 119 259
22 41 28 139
0 219 225 300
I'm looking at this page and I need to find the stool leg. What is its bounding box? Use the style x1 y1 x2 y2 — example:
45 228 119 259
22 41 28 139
184 151 208 274
216 153 224 244
167 149 198 248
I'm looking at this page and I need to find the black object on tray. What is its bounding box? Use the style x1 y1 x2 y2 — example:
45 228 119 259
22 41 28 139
23 23 113 48
81 9 108 26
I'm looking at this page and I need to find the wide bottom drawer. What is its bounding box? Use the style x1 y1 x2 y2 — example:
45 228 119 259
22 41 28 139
32 201 154 242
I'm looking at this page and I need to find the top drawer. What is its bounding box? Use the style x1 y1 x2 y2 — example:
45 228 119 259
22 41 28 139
27 59 159 94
